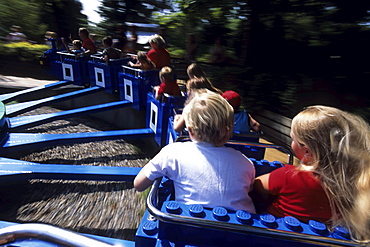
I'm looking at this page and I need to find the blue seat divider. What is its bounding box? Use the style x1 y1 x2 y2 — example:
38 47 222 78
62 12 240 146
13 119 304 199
119 66 160 111
88 58 132 94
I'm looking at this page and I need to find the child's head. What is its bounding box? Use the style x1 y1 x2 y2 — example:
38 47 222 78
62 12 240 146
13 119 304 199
137 51 149 63
186 78 222 96
183 89 234 146
149 34 166 48
102 36 113 47
72 40 82 50
159 66 174 83
222 90 241 112
291 105 370 241
187 63 206 79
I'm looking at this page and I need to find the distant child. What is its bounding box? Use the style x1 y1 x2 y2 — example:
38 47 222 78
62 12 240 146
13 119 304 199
134 89 256 212
101 36 122 62
222 90 261 133
71 40 84 54
154 66 182 100
173 77 222 132
78 27 97 56
254 105 370 242
128 51 155 70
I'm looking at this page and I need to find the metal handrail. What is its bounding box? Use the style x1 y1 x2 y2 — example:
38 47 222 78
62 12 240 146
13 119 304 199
146 179 357 247
0 223 115 247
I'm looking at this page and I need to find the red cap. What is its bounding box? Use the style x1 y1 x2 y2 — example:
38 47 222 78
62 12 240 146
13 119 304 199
222 90 241 109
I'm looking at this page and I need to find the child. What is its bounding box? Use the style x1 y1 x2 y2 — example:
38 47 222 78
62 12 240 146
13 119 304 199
173 77 222 132
254 105 370 242
128 51 155 70
101 36 122 62
154 66 182 101
134 90 256 212
70 40 84 54
221 90 261 133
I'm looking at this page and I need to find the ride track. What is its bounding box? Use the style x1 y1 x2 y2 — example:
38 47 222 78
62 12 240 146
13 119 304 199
0 41 361 246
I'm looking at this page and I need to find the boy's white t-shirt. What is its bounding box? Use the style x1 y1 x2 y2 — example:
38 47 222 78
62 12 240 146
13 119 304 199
143 141 256 213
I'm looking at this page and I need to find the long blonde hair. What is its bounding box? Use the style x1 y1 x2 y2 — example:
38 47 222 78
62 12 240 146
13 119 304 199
291 105 370 242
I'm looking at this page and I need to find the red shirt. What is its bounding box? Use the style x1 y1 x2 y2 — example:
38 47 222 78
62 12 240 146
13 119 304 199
147 47 171 68
267 165 332 223
82 37 97 54
157 81 181 98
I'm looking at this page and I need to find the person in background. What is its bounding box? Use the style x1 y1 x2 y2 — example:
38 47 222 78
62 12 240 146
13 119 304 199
184 34 198 62
112 23 128 52
128 51 155 70
254 105 370 242
154 66 181 101
101 36 121 62
134 89 256 213
147 34 171 69
6 25 27 43
126 25 138 53
209 36 227 65
78 27 97 56
221 90 261 133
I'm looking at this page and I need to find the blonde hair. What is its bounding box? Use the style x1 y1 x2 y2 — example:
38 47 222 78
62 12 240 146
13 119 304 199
291 105 370 242
183 89 234 146
159 66 174 82
137 51 154 69
149 34 166 48
186 77 223 96
72 40 82 49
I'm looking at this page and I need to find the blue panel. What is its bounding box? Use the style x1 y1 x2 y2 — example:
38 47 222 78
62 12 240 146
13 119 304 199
156 201 353 247
135 210 159 247
146 93 171 147
118 71 141 110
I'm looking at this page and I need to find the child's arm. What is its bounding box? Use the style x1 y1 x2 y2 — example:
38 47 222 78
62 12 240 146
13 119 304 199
254 173 271 194
134 166 154 192
173 114 186 132
249 114 261 132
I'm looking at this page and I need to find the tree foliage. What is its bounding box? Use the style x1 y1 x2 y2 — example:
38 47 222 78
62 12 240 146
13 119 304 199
97 0 174 33
0 0 88 43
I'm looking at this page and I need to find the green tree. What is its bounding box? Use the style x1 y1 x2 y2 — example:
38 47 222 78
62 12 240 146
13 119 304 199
97 0 173 33
0 0 45 42
34 0 88 40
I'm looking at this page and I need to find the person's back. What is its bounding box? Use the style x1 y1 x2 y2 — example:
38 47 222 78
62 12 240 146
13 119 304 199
101 36 121 62
155 66 181 100
78 27 97 56
134 90 256 212
254 105 370 242
147 34 171 69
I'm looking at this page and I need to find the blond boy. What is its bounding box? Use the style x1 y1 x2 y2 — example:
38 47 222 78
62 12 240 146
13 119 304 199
134 90 256 212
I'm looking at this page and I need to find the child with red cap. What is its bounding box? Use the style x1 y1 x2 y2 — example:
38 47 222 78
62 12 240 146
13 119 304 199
222 90 261 133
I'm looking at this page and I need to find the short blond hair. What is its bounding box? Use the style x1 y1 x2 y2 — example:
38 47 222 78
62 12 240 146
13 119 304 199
149 34 166 48
183 89 234 146
159 66 174 82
